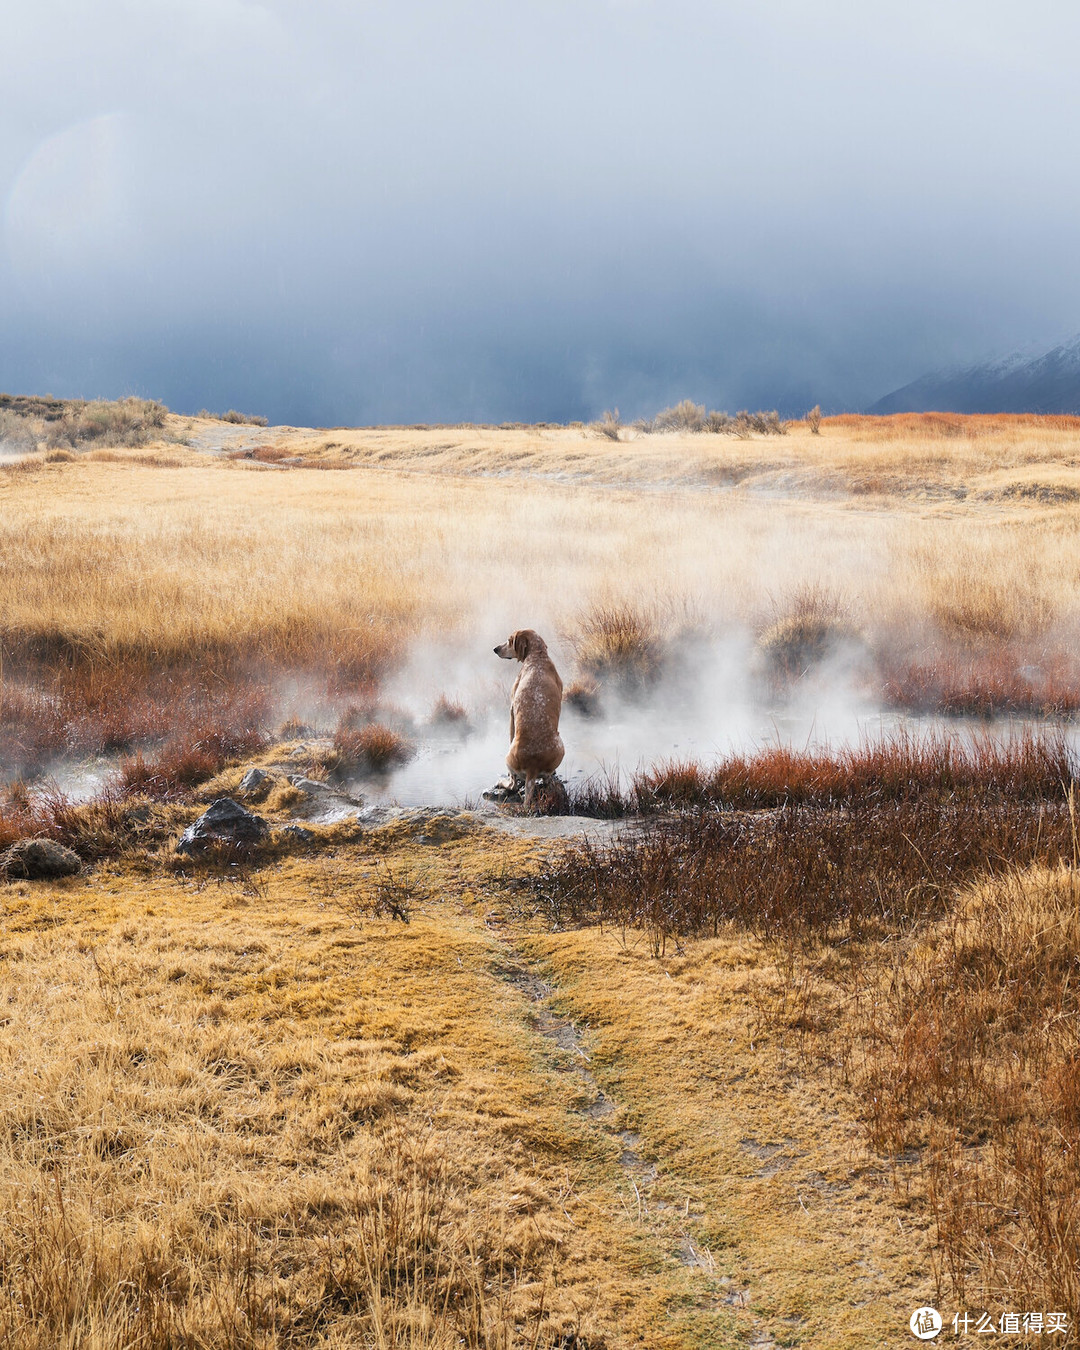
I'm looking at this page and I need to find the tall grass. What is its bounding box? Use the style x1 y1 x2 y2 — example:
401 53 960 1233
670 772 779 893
560 731 1073 815
541 794 1072 946
567 601 667 692
329 720 414 777
849 866 1080 1317
5 414 1080 795
756 584 855 680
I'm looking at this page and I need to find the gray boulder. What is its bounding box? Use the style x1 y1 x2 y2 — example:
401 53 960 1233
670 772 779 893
176 798 268 855
238 767 272 796
0 838 82 880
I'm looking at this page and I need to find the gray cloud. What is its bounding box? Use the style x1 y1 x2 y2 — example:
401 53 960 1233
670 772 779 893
3 0 1080 421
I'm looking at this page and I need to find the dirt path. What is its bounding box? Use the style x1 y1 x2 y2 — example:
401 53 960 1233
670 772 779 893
514 924 937 1348
462 833 936 1348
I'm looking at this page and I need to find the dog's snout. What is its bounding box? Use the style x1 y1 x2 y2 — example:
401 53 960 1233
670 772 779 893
493 646 500 655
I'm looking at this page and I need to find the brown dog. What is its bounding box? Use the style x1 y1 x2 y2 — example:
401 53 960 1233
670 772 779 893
493 629 565 808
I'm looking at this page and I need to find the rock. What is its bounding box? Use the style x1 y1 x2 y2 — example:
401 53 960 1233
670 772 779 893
481 773 567 813
0 838 82 880
176 798 268 855
279 824 315 845
482 773 525 803
358 807 476 844
533 774 569 814
287 775 333 795
239 767 272 795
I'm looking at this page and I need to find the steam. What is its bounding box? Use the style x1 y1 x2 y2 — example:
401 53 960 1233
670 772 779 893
348 627 916 809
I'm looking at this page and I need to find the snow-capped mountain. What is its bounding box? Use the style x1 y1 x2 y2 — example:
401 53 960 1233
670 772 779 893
870 334 1080 414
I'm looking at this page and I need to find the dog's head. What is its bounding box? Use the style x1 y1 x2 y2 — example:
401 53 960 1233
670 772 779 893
494 629 546 661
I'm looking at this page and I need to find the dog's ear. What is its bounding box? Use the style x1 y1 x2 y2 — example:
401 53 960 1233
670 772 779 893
513 631 529 660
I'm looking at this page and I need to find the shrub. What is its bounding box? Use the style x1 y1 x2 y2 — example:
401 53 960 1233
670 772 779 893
734 409 786 437
331 722 413 776
0 410 38 456
806 404 822 434
569 602 665 692
45 398 168 450
221 409 269 426
653 400 705 433
705 410 733 433
757 585 855 678
592 409 621 441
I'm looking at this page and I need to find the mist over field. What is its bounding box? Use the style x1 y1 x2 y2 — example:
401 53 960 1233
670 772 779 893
4 1 1080 422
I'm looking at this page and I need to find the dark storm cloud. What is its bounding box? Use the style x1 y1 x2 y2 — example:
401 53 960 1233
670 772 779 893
3 0 1080 421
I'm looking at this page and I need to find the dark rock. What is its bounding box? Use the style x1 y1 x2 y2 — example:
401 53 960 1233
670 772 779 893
0 838 82 880
482 773 525 803
279 824 315 845
176 798 268 855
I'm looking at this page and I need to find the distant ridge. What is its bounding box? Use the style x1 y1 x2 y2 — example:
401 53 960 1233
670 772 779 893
870 333 1080 414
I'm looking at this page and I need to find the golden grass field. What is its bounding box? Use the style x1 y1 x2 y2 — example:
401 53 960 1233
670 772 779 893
2 408 1080 1346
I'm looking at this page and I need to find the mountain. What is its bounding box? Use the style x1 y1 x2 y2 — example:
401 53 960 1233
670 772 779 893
870 334 1080 414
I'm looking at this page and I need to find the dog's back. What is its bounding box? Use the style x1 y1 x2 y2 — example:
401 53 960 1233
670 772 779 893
494 629 565 785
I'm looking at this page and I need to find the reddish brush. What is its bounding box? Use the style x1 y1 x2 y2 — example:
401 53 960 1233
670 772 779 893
332 722 413 775
538 797 1074 949
0 785 136 860
1 659 273 781
622 731 1072 813
879 649 1080 717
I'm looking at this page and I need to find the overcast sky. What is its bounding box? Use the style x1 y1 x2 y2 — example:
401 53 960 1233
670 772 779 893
2 0 1080 423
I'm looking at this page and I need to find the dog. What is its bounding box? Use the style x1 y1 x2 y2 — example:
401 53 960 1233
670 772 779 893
493 629 564 809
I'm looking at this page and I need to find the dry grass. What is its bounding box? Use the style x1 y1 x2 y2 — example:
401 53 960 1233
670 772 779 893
541 739 1080 1330
7 412 1080 784
845 865 1080 1319
545 773 1073 949
12 410 1080 1341
0 852 593 1348
0 811 943 1348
